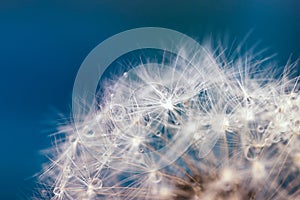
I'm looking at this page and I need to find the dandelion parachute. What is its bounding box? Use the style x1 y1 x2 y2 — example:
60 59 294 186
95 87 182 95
36 36 300 200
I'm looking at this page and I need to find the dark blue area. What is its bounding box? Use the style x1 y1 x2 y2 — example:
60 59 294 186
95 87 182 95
0 0 299 199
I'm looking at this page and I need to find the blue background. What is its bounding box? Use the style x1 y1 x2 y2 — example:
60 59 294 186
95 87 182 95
0 0 299 199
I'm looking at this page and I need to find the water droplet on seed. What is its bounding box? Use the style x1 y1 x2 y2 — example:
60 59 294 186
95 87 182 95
86 129 94 136
91 178 103 189
110 104 126 121
257 125 265 133
149 171 162 183
139 147 144 153
53 187 61 196
245 145 262 160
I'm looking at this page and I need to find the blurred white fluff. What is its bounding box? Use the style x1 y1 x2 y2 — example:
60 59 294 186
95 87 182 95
36 40 300 200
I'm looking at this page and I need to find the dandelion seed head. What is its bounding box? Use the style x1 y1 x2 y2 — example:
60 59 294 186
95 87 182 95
36 32 300 200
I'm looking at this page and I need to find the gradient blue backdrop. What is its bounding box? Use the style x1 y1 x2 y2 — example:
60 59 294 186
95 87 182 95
0 0 299 199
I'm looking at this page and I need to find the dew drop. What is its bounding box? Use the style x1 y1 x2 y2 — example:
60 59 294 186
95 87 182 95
290 93 298 100
245 145 262 160
155 131 161 136
53 187 61 196
272 134 281 143
91 178 103 189
69 135 77 143
149 171 162 183
264 138 272 147
138 147 144 153
110 104 126 121
268 121 275 129
83 165 87 170
86 129 94 136
257 125 265 134
142 113 152 125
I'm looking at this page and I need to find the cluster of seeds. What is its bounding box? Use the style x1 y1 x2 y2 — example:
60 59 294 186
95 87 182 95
37 44 300 200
